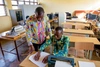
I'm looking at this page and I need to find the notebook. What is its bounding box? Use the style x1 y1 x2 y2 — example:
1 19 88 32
29 52 49 67
78 61 95 67
55 60 72 67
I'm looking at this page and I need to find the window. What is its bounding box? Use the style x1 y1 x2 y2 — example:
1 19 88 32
0 0 6 16
11 1 18 5
33 0 38 5
25 2 29 5
19 1 24 5
0 0 3 4
11 0 38 9
34 0 37 2
30 0 38 5
11 0 18 9
30 3 33 5
12 6 18 9
18 0 24 5
30 0 33 1
25 0 29 1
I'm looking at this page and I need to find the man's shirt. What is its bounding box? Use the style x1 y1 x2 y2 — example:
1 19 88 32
39 35 70 57
25 15 52 45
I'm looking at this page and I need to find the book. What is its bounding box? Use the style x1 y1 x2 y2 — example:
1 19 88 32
29 52 49 67
78 61 95 67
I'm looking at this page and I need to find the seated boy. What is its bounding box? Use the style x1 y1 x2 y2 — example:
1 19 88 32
34 26 70 63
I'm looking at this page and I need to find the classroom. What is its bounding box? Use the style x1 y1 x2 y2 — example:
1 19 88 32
0 0 100 67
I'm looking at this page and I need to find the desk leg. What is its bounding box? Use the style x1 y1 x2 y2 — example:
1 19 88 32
86 50 89 59
14 40 20 61
89 51 93 60
0 42 4 57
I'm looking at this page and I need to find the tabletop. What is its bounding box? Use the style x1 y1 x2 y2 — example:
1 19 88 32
63 29 94 35
62 22 90 27
0 32 26 40
68 36 100 45
20 52 100 67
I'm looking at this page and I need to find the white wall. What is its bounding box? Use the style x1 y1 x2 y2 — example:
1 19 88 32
18 5 42 20
0 16 12 33
0 0 12 33
39 0 100 13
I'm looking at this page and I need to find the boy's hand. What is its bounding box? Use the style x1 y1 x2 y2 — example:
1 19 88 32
42 55 50 63
34 51 41 61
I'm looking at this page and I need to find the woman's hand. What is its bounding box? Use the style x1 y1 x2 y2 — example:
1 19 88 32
46 36 50 40
29 45 34 54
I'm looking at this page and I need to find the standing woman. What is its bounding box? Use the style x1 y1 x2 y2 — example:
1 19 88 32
25 7 52 53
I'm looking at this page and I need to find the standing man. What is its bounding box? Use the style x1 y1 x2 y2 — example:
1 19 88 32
25 7 52 53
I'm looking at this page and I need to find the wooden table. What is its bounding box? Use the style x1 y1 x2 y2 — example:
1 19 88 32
62 22 90 27
74 58 100 67
63 29 94 35
0 31 26 61
20 52 100 67
66 19 87 23
91 22 100 30
49 18 58 23
68 36 100 45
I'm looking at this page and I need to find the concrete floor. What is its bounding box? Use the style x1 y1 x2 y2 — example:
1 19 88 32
0 37 29 67
0 37 100 67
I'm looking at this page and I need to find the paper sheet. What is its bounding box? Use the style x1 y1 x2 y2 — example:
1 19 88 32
29 52 49 67
55 60 72 67
78 61 95 67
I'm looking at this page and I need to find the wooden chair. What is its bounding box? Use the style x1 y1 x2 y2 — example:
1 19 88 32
63 23 72 29
63 33 71 36
71 33 86 37
68 42 94 59
75 25 85 30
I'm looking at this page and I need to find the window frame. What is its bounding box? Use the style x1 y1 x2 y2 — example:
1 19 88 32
18 1 24 5
11 0 38 8
0 0 7 16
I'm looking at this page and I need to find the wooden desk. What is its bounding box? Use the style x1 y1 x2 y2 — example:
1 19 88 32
66 19 87 23
0 32 26 61
62 22 90 27
20 52 100 67
49 18 58 23
68 36 100 45
20 52 37 67
63 29 94 35
74 58 100 67
91 23 100 30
